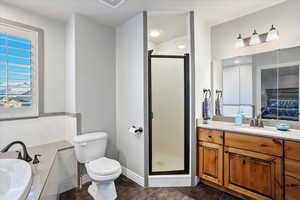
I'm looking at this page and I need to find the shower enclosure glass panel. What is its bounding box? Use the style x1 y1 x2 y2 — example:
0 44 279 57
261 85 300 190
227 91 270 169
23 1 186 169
149 54 189 175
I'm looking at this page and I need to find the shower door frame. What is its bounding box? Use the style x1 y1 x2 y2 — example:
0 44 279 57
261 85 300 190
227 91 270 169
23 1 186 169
148 52 190 175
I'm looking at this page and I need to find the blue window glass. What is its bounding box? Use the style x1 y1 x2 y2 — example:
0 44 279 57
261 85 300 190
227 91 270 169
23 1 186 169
0 33 32 108
0 33 31 44
0 87 6 95
0 47 31 58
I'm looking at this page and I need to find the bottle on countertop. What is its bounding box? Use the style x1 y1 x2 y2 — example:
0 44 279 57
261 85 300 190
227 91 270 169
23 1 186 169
235 111 244 126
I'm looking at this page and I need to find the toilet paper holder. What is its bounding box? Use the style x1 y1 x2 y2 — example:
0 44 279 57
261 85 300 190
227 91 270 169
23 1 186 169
129 126 143 134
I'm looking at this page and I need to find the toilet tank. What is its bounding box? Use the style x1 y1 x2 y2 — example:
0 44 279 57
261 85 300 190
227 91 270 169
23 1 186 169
73 132 107 163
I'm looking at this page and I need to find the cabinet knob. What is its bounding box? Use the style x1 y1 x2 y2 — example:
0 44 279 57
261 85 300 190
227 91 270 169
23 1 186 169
208 135 212 138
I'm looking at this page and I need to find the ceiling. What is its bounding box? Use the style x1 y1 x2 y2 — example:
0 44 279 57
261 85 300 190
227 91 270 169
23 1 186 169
148 13 188 44
1 0 286 27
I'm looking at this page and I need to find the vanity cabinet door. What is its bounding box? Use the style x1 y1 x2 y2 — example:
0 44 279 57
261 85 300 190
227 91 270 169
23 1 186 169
286 175 300 200
285 159 300 200
224 147 283 200
198 142 223 185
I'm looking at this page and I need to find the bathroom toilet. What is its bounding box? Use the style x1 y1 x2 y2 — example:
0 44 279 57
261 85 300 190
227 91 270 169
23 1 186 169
73 132 121 200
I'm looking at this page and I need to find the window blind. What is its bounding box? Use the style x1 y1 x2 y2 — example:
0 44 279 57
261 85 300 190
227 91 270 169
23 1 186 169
0 32 32 108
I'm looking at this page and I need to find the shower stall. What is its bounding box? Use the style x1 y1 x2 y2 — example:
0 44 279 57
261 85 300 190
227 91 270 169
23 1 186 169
148 51 190 175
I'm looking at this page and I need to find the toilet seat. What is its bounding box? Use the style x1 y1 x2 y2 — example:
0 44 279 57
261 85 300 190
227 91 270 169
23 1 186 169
85 157 122 182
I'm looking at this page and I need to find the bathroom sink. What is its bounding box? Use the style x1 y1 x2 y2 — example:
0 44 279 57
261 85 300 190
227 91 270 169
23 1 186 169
0 159 32 200
235 127 277 135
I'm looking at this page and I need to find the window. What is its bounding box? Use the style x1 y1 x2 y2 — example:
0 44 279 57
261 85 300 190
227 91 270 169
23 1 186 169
0 20 42 119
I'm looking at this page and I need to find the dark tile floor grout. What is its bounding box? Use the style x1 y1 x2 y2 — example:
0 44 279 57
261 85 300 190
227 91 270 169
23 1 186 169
60 175 241 200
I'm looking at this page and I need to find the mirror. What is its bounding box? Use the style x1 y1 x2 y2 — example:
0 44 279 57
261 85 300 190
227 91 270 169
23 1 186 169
213 46 300 121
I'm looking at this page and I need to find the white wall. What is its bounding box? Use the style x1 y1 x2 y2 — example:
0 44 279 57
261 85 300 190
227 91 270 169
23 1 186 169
65 15 76 113
0 2 66 113
0 4 117 158
116 13 145 178
194 11 211 119
211 0 300 60
148 41 157 52
0 3 78 151
65 14 117 158
211 0 300 119
0 116 77 148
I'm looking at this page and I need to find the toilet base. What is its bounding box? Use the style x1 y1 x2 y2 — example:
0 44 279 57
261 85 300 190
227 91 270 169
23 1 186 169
88 181 117 200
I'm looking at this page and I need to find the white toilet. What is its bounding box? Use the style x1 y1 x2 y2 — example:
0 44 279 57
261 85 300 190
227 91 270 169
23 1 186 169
73 132 121 200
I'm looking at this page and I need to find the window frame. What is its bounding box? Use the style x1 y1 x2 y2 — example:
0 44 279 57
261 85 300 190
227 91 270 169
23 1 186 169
0 18 44 120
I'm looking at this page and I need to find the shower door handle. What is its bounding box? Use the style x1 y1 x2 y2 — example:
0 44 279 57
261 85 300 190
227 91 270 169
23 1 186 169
151 112 154 119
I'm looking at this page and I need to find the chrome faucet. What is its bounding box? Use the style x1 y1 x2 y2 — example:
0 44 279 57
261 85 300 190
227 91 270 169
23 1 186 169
0 141 32 162
250 115 264 128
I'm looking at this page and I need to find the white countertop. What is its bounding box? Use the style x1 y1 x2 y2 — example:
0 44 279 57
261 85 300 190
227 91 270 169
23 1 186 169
197 120 300 142
0 141 73 200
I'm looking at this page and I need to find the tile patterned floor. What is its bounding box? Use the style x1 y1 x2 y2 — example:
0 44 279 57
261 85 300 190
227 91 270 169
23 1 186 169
60 175 241 200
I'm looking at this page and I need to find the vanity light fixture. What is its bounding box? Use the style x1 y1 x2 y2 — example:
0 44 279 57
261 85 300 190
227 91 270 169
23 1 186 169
235 34 245 48
150 30 160 38
235 25 279 48
249 29 261 46
266 25 279 42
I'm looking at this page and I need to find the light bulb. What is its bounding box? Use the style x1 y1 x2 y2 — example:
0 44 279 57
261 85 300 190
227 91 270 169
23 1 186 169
266 25 279 42
249 30 261 46
235 34 244 48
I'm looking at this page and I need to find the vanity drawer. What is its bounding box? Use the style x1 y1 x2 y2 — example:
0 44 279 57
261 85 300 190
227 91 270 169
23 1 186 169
224 132 283 156
285 159 300 179
285 141 300 161
198 128 223 145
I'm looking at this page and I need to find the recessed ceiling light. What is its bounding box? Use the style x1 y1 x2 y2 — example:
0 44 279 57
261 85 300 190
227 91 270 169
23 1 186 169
98 0 126 8
234 60 240 64
150 30 160 38
178 45 186 49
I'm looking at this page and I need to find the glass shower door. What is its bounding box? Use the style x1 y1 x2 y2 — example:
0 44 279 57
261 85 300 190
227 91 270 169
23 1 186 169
149 54 189 174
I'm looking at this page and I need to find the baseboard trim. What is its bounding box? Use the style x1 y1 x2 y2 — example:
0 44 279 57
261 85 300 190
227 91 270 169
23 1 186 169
149 175 191 187
121 166 144 187
194 176 200 185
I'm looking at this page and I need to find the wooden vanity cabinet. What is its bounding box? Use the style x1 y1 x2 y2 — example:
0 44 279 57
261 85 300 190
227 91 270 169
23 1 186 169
198 142 223 185
285 141 300 200
197 128 284 200
224 147 282 200
197 128 224 185
224 132 283 200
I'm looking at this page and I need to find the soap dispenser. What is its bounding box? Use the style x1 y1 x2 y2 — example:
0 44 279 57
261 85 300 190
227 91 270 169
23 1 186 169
235 112 243 126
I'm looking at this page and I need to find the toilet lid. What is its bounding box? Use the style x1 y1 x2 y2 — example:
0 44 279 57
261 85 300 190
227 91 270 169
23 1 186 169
86 157 121 176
